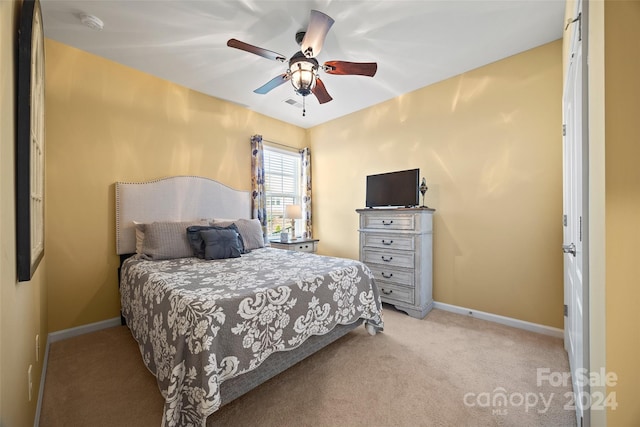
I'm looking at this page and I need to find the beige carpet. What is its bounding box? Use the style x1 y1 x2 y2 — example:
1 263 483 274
39 308 576 426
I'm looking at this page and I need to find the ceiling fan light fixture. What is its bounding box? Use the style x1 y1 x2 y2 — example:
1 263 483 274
290 59 317 97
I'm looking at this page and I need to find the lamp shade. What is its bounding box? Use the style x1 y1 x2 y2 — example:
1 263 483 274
285 204 302 219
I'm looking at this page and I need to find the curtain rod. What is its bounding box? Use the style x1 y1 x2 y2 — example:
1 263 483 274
262 139 300 151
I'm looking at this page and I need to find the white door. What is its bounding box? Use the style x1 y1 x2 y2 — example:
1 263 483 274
563 1 589 426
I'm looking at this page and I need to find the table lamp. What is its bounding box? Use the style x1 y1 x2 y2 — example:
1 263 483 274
285 204 302 240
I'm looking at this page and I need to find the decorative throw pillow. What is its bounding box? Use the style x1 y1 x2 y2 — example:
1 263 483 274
187 224 245 258
133 221 145 254
212 218 265 251
200 229 242 260
139 220 207 260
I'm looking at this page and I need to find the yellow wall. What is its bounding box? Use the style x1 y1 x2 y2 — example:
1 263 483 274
44 39 306 332
604 1 640 424
1 1 48 425
310 41 563 328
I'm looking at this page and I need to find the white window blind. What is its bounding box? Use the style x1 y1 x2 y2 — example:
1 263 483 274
264 146 301 236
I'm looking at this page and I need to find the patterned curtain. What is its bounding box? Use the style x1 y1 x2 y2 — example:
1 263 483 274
250 135 267 238
300 147 312 239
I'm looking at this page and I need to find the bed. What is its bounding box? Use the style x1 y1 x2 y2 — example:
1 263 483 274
115 176 383 427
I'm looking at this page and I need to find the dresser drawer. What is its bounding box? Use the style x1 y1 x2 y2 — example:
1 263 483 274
361 214 415 230
362 248 414 269
363 233 414 251
368 265 414 287
378 282 414 305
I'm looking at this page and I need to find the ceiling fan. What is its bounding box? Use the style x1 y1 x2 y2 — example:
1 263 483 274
227 10 377 117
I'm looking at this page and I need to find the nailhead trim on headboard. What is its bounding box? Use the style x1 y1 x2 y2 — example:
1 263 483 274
115 176 251 255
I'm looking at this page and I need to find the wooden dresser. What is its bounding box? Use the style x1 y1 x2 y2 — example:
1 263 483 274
357 208 435 319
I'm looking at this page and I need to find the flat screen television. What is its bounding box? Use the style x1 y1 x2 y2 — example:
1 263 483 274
366 168 420 208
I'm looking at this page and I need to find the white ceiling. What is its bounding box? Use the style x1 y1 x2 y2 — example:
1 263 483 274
40 0 565 129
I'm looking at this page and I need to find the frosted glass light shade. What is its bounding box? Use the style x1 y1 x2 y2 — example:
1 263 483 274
291 61 316 96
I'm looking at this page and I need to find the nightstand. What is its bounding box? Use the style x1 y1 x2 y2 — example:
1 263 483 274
269 238 319 253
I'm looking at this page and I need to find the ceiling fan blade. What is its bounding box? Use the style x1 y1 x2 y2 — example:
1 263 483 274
300 10 335 58
227 38 287 63
254 74 291 94
312 77 333 104
323 61 378 77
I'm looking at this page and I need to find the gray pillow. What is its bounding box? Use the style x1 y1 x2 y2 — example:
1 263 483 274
200 229 242 260
186 224 245 258
139 220 207 260
212 218 265 251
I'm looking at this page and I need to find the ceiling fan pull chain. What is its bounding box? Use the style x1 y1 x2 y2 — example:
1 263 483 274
302 96 306 117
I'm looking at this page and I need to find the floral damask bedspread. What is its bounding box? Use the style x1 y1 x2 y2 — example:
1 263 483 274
120 248 383 426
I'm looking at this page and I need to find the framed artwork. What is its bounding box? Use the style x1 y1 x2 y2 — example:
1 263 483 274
16 0 45 282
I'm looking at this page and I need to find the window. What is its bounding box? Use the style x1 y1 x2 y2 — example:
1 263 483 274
264 146 301 236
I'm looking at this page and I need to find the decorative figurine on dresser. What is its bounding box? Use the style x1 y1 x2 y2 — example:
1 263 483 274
358 169 434 319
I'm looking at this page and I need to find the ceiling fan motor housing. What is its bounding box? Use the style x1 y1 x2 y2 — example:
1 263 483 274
295 31 306 46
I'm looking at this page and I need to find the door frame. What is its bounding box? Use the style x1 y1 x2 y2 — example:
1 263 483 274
563 1 590 426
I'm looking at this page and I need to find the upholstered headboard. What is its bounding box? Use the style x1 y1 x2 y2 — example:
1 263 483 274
115 176 252 255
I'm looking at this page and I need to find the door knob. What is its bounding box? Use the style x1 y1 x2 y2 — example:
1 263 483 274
563 243 576 256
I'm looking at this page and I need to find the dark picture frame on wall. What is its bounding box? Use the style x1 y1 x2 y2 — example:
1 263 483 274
16 0 45 282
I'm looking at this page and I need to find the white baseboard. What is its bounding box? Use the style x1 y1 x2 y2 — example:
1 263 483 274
34 317 122 426
433 302 564 339
34 335 50 427
47 317 121 343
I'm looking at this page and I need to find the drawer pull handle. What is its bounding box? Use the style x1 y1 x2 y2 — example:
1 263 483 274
381 289 393 295
381 240 394 245
381 272 393 279
381 220 394 226
381 256 393 262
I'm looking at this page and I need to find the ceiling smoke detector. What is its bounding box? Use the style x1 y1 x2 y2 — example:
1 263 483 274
80 14 104 31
